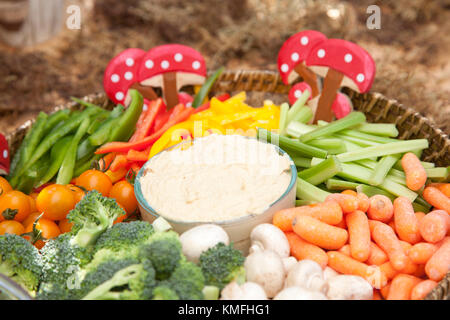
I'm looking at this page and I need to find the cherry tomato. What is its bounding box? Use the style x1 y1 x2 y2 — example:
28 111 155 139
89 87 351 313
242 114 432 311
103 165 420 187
22 212 42 229
59 218 73 233
76 169 113 197
113 203 129 225
36 184 76 221
109 180 137 215
0 177 12 196
0 190 31 222
28 196 37 213
0 220 25 235
24 218 60 249
67 184 86 204
29 192 38 200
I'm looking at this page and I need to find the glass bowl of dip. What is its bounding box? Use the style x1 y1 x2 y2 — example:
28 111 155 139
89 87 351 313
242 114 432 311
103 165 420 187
134 135 297 254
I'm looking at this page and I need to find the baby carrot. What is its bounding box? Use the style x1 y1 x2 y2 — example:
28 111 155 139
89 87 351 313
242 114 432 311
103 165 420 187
423 186 450 213
415 211 426 222
284 231 328 268
380 283 391 299
367 242 389 266
394 197 421 244
326 193 359 214
367 195 394 222
409 242 439 264
419 210 449 243
356 192 370 213
401 152 427 191
373 289 383 300
273 207 303 232
292 215 348 250
429 183 450 197
425 237 450 281
411 280 438 300
412 263 426 278
335 218 347 229
387 274 421 300
399 241 419 275
380 262 399 280
388 220 396 230
371 222 409 271
346 210 371 262
327 251 387 289
339 244 351 256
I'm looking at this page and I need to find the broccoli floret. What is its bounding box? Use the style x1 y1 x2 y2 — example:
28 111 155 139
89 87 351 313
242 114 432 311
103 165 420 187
82 259 156 300
199 242 245 290
67 190 124 247
0 234 42 294
164 260 205 300
37 233 93 300
94 221 154 254
152 285 179 300
139 230 183 280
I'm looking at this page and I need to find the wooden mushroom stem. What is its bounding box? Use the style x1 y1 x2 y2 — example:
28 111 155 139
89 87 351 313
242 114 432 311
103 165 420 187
130 82 158 101
294 63 320 98
313 68 344 123
162 72 180 109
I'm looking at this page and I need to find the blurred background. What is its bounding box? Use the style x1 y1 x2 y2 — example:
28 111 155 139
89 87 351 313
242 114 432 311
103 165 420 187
0 0 449 134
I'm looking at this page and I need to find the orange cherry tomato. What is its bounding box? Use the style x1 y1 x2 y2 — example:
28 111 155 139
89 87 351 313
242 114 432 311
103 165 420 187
22 212 42 230
28 196 37 213
67 184 86 204
113 203 129 225
76 169 113 197
59 218 73 233
109 180 137 215
24 218 60 249
0 220 25 236
0 177 12 196
0 190 31 222
36 184 76 221
29 192 39 200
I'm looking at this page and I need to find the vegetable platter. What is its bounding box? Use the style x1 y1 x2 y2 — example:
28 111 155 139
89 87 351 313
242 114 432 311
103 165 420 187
0 32 449 301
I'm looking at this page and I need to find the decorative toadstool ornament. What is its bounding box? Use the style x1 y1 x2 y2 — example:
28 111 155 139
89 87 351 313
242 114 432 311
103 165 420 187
331 92 353 119
104 48 158 106
138 44 207 109
306 39 375 123
0 134 10 176
288 82 313 106
278 30 327 98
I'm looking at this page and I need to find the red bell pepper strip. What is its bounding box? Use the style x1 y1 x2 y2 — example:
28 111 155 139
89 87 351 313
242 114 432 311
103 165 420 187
193 93 230 113
153 108 171 133
109 153 128 172
129 99 163 142
127 148 150 162
95 106 196 154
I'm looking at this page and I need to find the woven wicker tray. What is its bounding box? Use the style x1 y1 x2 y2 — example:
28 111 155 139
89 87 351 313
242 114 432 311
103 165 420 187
6 70 450 300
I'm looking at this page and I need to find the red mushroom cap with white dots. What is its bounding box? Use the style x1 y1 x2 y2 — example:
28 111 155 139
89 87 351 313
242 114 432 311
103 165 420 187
305 39 375 93
332 92 353 119
138 44 206 89
288 82 313 105
103 48 146 105
0 133 9 175
277 30 327 84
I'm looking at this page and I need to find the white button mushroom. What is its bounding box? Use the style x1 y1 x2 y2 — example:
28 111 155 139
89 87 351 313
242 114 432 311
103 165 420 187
249 223 290 258
244 250 286 298
282 257 298 274
274 286 328 300
220 281 268 300
326 275 373 300
323 266 340 282
284 260 328 294
179 224 229 263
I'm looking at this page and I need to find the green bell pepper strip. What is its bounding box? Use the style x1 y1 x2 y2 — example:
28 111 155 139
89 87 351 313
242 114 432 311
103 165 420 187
192 67 224 108
37 136 73 186
85 105 124 147
109 89 143 142
56 118 91 185
16 107 98 178
42 110 70 136
17 153 51 194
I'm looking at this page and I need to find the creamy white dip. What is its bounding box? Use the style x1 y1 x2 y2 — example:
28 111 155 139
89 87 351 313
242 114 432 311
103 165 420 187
140 134 292 222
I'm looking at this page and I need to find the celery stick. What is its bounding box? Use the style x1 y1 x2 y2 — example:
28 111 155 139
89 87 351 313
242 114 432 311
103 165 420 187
326 179 360 191
334 134 381 147
355 159 377 169
292 107 313 124
338 129 398 144
300 112 366 142
310 157 324 166
287 91 311 124
341 139 364 152
354 123 399 137
386 174 406 186
412 202 430 214
393 159 435 170
317 120 328 126
411 149 423 159
292 156 311 168
257 128 327 158
356 184 395 200
415 196 432 211
425 167 449 181
285 121 316 138
336 139 429 162
308 138 347 155
296 199 317 206
296 178 330 202
369 154 400 186
278 103 289 134
381 177 418 202
298 156 341 185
